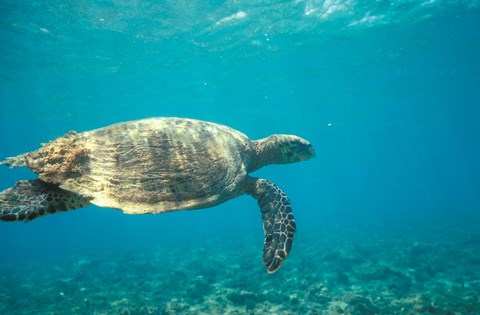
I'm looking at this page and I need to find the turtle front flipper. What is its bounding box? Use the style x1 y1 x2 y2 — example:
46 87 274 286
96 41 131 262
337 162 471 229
246 177 296 273
0 180 90 222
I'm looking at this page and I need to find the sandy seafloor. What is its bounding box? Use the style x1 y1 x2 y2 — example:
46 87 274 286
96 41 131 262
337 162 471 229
1 220 479 315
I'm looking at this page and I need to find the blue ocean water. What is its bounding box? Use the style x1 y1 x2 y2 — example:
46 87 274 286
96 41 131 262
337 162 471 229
1 1 480 314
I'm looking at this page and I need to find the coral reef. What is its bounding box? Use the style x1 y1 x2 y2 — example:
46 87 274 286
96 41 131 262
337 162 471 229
0 222 479 314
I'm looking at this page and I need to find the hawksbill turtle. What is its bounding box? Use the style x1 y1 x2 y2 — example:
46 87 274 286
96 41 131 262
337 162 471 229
0 117 314 273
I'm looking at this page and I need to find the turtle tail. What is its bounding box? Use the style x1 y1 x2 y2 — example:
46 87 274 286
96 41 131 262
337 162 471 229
0 153 28 168
0 179 90 222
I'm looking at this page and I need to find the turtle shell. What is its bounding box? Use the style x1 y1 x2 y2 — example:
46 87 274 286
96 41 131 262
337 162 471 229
54 118 253 214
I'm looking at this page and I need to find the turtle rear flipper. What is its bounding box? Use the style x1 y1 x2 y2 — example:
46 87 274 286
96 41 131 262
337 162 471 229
0 180 90 222
246 177 296 273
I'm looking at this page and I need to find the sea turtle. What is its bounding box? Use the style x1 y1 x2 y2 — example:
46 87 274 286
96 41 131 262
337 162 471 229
0 117 314 273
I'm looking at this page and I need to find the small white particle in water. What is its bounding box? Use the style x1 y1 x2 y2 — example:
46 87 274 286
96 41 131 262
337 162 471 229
39 28 49 33
327 122 333 127
203 82 208 86
99 18 105 22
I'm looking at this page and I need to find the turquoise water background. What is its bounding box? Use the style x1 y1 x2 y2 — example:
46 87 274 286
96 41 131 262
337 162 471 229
1 1 480 314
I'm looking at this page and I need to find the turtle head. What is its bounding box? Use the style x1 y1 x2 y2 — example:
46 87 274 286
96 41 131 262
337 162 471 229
250 135 315 171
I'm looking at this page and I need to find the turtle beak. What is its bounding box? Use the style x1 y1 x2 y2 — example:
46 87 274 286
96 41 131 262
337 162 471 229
307 144 315 159
297 141 315 161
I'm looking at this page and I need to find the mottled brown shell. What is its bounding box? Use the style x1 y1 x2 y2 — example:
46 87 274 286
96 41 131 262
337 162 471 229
30 118 254 214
